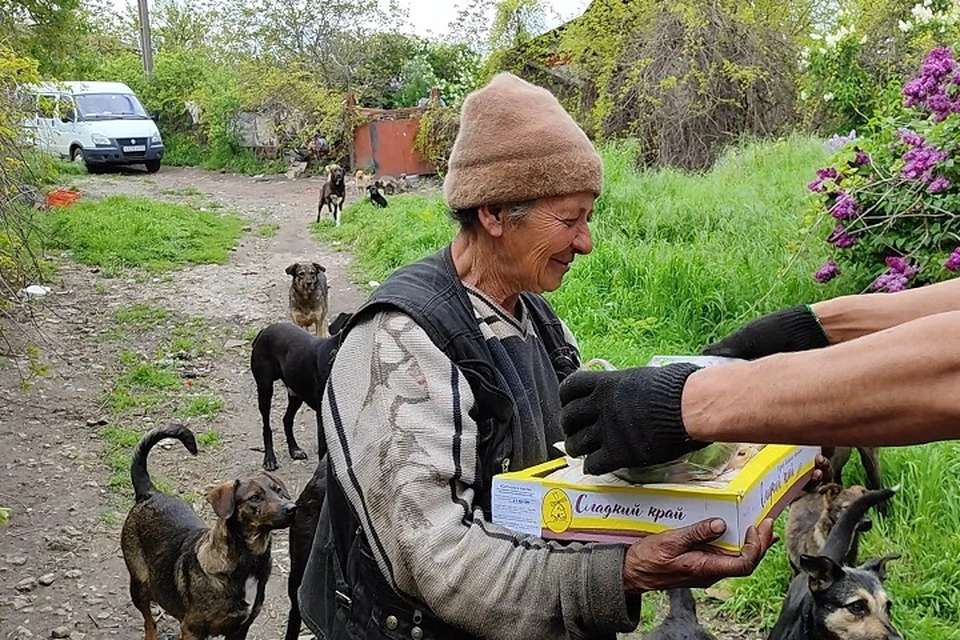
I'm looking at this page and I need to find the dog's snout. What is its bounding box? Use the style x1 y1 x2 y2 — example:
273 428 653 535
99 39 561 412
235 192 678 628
283 502 297 517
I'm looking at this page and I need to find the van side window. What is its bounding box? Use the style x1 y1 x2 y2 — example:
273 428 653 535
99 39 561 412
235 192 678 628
59 96 77 122
37 94 57 119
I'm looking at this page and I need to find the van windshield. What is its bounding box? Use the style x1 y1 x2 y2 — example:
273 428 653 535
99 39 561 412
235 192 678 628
75 93 150 120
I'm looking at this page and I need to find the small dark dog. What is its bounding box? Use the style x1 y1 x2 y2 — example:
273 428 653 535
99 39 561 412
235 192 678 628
768 485 901 640
367 182 388 208
642 588 717 640
786 483 874 577
286 261 328 338
318 164 346 226
121 424 296 640
249 312 351 471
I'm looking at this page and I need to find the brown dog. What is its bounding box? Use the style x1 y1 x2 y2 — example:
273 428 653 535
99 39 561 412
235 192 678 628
785 482 873 576
286 262 329 337
317 164 346 226
121 424 296 639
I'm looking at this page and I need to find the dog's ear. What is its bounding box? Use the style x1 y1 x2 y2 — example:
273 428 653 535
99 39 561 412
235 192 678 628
800 554 844 593
285 263 299 276
313 262 325 273
207 479 239 520
859 553 901 582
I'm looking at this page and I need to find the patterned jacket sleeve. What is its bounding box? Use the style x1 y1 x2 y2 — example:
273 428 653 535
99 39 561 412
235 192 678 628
321 309 640 640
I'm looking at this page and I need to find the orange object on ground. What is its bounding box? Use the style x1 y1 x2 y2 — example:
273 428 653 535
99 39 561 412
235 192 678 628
46 189 81 207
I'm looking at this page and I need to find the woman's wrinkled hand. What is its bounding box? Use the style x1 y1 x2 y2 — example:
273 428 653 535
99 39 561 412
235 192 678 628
622 518 776 594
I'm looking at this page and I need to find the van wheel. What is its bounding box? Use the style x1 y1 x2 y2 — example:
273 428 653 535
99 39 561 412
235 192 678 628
144 160 161 174
70 146 85 164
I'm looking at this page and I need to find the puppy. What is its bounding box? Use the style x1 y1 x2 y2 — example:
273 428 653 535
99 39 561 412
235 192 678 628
642 588 717 640
249 312 351 470
286 262 328 337
786 483 874 576
768 486 901 640
367 182 388 208
354 169 373 195
121 424 296 640
317 164 346 226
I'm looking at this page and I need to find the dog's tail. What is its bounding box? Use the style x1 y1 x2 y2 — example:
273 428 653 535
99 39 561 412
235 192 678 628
130 423 198 502
821 484 898 564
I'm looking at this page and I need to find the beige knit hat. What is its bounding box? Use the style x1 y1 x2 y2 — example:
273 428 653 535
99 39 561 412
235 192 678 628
442 72 603 211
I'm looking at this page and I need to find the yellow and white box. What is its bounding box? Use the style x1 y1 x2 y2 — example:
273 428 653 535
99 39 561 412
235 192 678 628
491 443 819 552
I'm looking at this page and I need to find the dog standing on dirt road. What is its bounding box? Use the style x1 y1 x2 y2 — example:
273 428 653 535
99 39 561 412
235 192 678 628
317 164 346 226
286 261 328 338
249 312 351 471
120 424 297 640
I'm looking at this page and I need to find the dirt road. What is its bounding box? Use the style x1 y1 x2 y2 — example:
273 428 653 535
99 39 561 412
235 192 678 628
0 166 366 639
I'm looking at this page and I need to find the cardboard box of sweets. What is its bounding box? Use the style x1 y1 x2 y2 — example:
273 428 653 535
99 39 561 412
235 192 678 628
491 355 818 552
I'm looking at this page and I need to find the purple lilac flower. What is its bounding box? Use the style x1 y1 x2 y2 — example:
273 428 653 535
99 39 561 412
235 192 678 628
945 247 960 271
902 48 960 120
814 260 840 283
855 150 870 166
827 225 857 248
872 257 920 292
828 130 857 152
902 144 947 183
896 129 926 148
829 191 859 220
808 167 839 193
928 175 952 193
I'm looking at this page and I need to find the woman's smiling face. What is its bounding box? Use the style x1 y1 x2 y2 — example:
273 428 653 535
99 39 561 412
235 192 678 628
501 191 596 294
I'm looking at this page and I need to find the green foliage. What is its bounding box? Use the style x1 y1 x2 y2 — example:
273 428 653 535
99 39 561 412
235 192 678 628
797 0 960 134
492 0 810 171
414 104 460 174
314 135 960 636
804 45 960 292
42 195 244 275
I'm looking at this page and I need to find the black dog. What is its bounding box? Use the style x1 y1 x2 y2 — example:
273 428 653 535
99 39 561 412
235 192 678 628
367 182 388 208
249 312 351 471
768 485 901 640
121 424 296 639
642 588 717 639
318 164 346 226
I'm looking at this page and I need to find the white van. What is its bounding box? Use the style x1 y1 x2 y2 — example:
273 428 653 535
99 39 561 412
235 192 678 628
21 81 164 173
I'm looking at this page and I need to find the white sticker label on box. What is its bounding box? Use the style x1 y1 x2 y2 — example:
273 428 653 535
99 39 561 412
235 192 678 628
492 479 544 537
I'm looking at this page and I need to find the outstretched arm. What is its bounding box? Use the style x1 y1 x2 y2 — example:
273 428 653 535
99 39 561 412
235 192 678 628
812 276 960 343
685 309 960 446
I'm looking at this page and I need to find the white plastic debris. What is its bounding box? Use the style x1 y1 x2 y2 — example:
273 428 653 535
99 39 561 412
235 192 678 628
19 285 51 299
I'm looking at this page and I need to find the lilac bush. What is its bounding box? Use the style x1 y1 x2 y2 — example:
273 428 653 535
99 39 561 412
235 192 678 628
807 46 960 292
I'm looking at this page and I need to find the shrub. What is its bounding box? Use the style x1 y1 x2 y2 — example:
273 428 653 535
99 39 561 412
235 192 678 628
414 103 459 174
806 45 960 292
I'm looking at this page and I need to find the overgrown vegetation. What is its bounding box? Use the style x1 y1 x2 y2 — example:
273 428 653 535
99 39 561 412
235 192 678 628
314 137 959 636
42 195 244 275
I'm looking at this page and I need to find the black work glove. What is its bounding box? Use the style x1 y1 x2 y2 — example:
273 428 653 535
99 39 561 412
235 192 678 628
701 305 830 360
560 363 709 475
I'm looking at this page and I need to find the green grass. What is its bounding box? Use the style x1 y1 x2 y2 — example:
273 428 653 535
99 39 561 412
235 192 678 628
42 195 245 275
160 186 202 197
114 303 170 329
176 396 224 419
257 222 279 238
313 135 959 637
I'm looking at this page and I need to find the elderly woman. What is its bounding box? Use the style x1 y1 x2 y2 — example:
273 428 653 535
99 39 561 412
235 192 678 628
297 73 775 640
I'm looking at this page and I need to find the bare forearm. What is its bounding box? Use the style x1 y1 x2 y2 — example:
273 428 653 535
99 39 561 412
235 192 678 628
813 277 960 343
683 310 960 446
